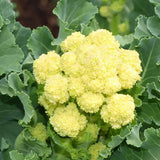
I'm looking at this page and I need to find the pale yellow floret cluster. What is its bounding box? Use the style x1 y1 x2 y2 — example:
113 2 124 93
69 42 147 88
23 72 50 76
88 142 106 160
30 123 47 143
60 32 85 52
33 29 142 137
50 103 87 137
33 51 60 84
101 94 135 129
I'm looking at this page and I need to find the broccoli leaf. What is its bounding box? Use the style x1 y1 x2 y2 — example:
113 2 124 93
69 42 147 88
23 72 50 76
147 16 160 38
126 124 142 147
110 128 160 160
0 0 15 30
155 5 160 18
13 22 31 58
14 129 51 159
9 150 24 160
27 26 55 59
0 25 24 76
134 15 152 40
7 72 37 126
53 0 98 30
137 102 160 126
136 38 160 100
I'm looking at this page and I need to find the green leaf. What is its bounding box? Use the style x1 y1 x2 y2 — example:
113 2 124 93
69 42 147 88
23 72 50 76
53 0 98 30
1 138 9 151
0 26 24 76
9 150 24 160
136 38 160 100
17 92 37 126
126 84 145 107
0 97 23 122
52 21 74 46
27 26 54 59
0 77 15 97
0 0 15 30
126 124 142 147
149 0 160 5
134 15 152 39
8 72 37 126
146 82 160 100
138 102 160 126
0 15 4 29
110 128 160 160
147 16 160 38
48 124 89 160
0 119 22 147
15 129 51 158
8 73 25 93
13 22 31 58
132 0 154 17
115 34 134 47
107 126 131 149
0 95 23 146
155 5 160 19
80 19 100 36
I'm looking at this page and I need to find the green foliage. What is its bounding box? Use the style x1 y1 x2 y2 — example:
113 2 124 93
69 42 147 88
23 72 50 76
0 0 160 159
27 26 55 59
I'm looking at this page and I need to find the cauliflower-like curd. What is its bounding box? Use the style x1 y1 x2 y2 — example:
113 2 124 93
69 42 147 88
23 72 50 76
38 94 56 116
120 49 142 73
102 76 121 95
60 32 85 52
44 74 69 104
50 103 87 137
77 92 105 113
33 51 60 84
60 51 84 77
85 29 120 49
33 29 142 137
38 94 65 116
88 142 106 160
118 63 141 89
68 77 85 97
101 94 135 129
30 123 47 143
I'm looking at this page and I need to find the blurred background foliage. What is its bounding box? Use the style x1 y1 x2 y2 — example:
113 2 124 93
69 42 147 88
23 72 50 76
11 0 154 37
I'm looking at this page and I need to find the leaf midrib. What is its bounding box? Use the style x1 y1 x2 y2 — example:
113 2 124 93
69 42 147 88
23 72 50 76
141 39 156 81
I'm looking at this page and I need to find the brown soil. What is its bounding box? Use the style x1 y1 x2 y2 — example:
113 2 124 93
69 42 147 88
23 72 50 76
12 0 59 38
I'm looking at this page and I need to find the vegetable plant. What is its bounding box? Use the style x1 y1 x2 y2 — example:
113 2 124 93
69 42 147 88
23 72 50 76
0 0 160 160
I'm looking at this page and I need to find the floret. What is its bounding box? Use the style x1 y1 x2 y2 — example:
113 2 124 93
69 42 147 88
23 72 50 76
77 92 105 113
68 77 85 97
120 49 142 73
102 76 121 95
44 74 69 104
60 51 84 77
76 123 100 145
30 123 47 143
88 142 106 160
101 94 135 129
118 63 141 89
60 32 85 52
85 29 120 49
38 94 65 116
50 103 87 137
33 51 60 84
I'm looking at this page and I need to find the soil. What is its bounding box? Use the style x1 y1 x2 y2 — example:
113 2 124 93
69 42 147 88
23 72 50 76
12 0 59 38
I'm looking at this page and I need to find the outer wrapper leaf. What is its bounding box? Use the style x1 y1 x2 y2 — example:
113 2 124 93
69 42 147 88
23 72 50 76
0 26 24 76
110 128 160 160
27 26 55 59
53 0 98 30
